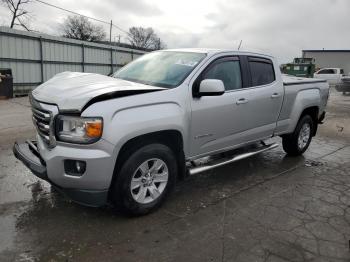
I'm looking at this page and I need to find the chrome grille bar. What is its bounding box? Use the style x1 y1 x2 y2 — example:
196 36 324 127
30 96 56 148
32 108 50 120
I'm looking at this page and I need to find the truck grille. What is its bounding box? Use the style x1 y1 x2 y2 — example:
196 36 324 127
30 95 56 148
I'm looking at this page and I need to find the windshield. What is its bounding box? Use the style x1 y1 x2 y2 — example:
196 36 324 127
113 51 206 88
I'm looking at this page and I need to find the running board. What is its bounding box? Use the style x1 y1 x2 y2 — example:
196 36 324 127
188 143 279 175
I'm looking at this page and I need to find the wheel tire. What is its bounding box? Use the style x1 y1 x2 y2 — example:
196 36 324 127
112 143 177 216
282 115 314 156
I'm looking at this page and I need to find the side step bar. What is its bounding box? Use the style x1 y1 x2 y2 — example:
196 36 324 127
188 143 279 175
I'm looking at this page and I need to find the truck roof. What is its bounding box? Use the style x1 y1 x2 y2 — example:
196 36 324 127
162 48 274 58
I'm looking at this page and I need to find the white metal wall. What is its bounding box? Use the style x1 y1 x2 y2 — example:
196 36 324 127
303 50 350 75
0 27 147 95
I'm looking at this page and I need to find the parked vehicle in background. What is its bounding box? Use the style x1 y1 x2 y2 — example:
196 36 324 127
13 49 330 215
314 68 344 85
335 76 350 94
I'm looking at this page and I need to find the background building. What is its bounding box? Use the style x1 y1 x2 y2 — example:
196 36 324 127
302 50 350 74
0 27 147 96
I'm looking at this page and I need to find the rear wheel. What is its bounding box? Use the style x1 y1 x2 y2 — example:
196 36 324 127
282 115 314 156
111 143 177 216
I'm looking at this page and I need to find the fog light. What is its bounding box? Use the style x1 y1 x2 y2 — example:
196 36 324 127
64 160 86 176
76 161 84 173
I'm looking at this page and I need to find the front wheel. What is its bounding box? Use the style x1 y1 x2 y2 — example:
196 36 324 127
282 115 314 156
111 143 177 216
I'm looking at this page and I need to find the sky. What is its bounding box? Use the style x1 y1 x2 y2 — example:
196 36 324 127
1 0 350 63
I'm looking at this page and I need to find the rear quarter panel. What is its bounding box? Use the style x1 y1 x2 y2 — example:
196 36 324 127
274 82 329 135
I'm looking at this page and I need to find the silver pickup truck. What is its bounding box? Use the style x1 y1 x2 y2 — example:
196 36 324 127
14 49 329 215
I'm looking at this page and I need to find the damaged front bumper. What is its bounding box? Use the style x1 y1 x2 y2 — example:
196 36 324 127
13 140 108 207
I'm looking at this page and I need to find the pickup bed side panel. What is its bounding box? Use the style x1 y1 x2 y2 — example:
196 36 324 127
274 87 321 135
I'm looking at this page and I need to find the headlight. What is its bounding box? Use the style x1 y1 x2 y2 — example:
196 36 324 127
56 116 103 144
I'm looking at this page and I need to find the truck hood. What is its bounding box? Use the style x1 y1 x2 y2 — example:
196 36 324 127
31 72 165 112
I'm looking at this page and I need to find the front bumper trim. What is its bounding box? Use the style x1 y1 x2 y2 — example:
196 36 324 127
13 140 108 207
13 140 48 179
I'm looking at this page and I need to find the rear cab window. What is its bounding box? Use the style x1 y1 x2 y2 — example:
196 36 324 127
248 57 276 86
318 69 336 74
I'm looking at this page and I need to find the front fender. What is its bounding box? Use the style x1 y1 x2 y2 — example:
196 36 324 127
83 95 188 160
108 102 186 152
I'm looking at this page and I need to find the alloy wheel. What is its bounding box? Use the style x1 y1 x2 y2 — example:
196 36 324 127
298 123 311 150
130 158 169 204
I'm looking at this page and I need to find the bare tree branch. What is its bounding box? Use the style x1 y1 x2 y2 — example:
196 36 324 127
16 16 30 31
1 0 32 30
16 10 28 18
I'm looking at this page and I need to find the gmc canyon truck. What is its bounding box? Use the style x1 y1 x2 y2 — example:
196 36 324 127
14 49 329 215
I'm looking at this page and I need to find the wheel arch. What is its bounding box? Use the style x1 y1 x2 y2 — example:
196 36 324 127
109 130 186 195
299 106 319 136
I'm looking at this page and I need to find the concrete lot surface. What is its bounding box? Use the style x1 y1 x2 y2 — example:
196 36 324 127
0 89 349 262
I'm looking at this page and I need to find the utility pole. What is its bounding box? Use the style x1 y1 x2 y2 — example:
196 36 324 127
110 20 112 43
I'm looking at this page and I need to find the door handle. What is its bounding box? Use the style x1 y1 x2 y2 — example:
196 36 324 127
236 98 248 105
271 93 281 98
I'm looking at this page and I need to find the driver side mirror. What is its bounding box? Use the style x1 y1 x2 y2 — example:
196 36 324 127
198 79 225 96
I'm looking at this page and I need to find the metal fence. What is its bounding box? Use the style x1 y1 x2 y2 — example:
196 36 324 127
0 27 147 96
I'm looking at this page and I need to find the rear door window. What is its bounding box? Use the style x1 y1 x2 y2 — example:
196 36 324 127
248 57 275 86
